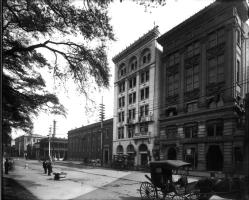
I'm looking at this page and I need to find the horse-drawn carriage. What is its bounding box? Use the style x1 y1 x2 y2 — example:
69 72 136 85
140 160 197 200
139 160 243 200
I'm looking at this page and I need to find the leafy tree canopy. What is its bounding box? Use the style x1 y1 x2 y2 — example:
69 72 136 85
2 0 166 144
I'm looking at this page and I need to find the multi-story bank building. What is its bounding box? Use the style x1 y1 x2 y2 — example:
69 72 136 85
157 0 249 174
112 27 162 167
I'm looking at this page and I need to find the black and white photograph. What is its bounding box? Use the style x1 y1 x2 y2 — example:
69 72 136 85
2 0 249 199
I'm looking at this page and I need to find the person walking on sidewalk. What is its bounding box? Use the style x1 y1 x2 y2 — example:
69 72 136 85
42 160 47 174
4 158 9 174
47 161 53 176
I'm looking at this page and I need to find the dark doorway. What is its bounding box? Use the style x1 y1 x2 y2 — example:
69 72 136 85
141 154 148 166
104 149 109 164
206 145 223 171
168 147 177 160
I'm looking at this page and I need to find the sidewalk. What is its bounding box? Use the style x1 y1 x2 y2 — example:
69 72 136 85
2 176 39 200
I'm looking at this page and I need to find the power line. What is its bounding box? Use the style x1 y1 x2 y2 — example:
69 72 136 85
112 78 249 118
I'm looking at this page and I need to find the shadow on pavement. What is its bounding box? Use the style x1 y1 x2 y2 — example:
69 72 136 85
119 196 140 200
2 176 39 200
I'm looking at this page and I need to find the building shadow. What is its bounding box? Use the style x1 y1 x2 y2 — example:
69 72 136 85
2 176 39 200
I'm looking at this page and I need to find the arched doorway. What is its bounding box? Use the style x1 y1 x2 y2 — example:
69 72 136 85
116 145 124 155
127 144 135 167
206 145 223 171
139 144 148 166
168 147 177 160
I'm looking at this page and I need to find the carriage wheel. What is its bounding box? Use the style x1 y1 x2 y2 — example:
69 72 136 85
140 182 157 200
171 195 186 200
186 192 199 200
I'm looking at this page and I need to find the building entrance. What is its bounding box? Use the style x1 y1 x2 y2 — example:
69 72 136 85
141 153 148 166
139 144 148 166
104 149 109 164
168 147 177 160
206 145 223 171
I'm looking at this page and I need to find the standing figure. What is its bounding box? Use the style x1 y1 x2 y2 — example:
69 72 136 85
42 160 47 174
47 161 53 176
4 158 9 174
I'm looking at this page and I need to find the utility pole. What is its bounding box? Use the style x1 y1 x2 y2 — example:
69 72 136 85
99 97 105 166
52 120 56 160
48 126 52 160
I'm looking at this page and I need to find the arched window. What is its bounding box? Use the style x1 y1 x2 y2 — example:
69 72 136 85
141 49 151 65
119 63 126 77
129 56 137 72
127 144 135 154
139 144 148 152
117 145 124 154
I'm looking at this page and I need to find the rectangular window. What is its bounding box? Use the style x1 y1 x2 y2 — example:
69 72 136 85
128 109 132 120
128 108 136 120
169 52 180 66
118 82 125 93
186 102 198 112
118 111 125 122
129 77 136 89
184 124 198 138
118 98 122 108
145 87 149 99
140 106 144 117
140 87 149 100
234 147 243 162
208 54 224 84
187 42 200 58
128 125 135 138
166 126 177 139
208 28 225 49
207 120 223 137
132 108 136 119
140 104 149 117
185 64 199 92
118 127 124 139
140 70 149 84
128 92 136 104
121 111 124 122
122 96 125 107
168 73 179 96
140 123 148 134
237 60 240 83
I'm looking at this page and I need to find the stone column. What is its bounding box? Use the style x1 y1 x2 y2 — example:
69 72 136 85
197 143 206 170
198 121 206 170
177 126 184 160
223 142 233 173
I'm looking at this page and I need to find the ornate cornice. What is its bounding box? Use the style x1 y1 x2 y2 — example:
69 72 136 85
112 26 160 63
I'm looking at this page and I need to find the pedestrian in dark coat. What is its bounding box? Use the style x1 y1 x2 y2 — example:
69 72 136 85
42 160 47 174
4 158 9 174
47 161 53 176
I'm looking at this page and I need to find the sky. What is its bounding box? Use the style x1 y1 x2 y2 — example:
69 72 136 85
12 0 217 139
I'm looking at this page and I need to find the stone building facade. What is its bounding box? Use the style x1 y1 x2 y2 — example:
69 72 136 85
67 118 113 165
14 134 45 157
112 27 161 167
157 0 249 174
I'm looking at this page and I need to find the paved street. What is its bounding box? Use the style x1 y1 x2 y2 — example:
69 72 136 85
3 158 237 200
2 158 151 200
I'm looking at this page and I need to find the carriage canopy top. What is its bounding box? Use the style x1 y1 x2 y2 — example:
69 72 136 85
149 160 191 169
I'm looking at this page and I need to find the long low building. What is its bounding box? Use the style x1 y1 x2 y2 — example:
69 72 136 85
67 118 113 165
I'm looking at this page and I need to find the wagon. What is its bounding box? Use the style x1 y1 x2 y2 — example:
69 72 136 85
139 160 198 200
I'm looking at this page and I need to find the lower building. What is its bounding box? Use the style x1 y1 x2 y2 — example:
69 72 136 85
39 137 68 160
14 134 45 158
67 118 113 165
